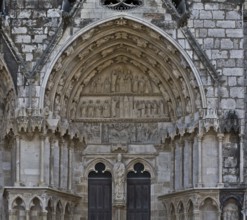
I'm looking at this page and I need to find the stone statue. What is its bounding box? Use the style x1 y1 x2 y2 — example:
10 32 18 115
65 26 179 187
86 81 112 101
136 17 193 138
223 202 239 220
111 70 118 92
104 77 111 93
103 100 111 118
113 154 125 201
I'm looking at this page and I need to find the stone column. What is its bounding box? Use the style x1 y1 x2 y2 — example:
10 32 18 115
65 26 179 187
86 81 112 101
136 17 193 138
61 211 65 220
59 138 64 189
15 135 21 186
217 134 224 187
193 209 200 220
113 205 125 220
217 211 221 220
188 136 194 188
67 140 73 192
240 134 244 183
197 134 203 187
171 141 175 191
49 137 55 187
180 139 184 189
39 135 45 186
184 212 188 220
241 210 246 220
41 211 48 220
8 210 15 220
52 211 56 220
25 210 30 220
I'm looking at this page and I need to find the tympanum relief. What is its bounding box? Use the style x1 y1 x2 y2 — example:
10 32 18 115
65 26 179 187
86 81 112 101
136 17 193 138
71 65 168 144
75 66 169 121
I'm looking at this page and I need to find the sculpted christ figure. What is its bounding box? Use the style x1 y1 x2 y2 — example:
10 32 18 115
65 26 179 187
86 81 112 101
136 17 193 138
113 154 125 201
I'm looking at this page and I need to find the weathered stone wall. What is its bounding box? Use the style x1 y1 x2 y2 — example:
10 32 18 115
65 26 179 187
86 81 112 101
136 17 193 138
243 0 247 185
4 1 62 71
180 1 244 114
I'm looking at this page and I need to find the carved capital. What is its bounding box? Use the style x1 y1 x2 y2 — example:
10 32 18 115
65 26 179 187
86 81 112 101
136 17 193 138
197 133 203 141
217 133 224 141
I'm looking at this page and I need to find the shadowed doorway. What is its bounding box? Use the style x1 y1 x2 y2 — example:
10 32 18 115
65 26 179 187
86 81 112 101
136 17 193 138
88 163 112 220
127 163 151 220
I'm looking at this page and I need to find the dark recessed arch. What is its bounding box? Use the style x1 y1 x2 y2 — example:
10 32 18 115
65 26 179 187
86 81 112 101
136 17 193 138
88 162 112 220
127 162 151 220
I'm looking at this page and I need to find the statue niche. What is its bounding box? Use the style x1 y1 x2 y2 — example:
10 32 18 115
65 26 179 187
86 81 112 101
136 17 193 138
76 66 169 121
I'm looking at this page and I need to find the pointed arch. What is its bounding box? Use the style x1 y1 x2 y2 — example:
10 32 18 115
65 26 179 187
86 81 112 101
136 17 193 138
56 200 63 220
187 200 194 219
170 203 176 220
12 197 26 220
200 197 219 220
46 199 54 220
41 15 206 118
11 196 26 210
84 158 113 178
0 56 17 135
29 197 43 220
29 196 42 208
126 158 155 180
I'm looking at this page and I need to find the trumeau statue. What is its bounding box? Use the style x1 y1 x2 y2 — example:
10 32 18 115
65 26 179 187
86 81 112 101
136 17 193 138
113 154 126 202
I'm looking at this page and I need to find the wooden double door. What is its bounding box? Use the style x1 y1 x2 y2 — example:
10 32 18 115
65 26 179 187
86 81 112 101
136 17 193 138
127 177 151 220
88 177 112 220
88 162 151 220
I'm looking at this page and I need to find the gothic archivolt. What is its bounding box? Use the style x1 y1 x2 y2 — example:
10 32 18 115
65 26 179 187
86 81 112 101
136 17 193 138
0 58 16 134
45 18 203 123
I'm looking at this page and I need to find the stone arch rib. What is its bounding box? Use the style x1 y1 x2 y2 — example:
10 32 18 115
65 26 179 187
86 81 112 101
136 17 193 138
42 15 206 122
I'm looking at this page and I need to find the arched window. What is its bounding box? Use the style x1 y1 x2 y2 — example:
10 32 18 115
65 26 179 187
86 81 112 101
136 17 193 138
127 163 151 220
88 163 112 220
101 0 143 10
200 198 218 220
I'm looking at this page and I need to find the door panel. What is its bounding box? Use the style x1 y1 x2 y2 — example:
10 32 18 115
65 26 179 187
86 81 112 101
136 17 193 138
88 178 112 220
127 178 151 220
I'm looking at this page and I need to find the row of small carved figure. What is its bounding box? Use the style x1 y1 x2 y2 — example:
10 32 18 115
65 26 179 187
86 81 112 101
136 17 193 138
86 72 152 94
77 99 167 118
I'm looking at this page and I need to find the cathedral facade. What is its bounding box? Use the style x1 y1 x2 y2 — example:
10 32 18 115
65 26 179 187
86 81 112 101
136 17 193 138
0 0 246 219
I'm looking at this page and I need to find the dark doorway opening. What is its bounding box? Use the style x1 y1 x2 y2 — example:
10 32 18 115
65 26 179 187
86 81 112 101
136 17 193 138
127 163 151 220
88 163 112 220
